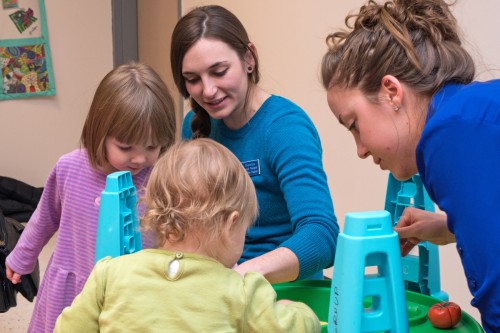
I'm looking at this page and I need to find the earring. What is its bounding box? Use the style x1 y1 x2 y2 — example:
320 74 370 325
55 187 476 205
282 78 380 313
393 105 400 111
247 66 253 73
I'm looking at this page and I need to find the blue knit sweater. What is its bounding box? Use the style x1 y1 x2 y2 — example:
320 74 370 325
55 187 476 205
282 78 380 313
182 95 339 279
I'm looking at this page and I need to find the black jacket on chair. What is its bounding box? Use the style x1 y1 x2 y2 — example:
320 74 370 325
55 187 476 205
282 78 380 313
0 176 43 222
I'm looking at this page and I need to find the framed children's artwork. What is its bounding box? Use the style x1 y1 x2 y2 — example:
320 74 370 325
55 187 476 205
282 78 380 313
0 0 55 100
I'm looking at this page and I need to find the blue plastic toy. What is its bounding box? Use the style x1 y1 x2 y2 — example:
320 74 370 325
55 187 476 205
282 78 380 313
329 210 408 333
94 171 142 263
384 173 448 301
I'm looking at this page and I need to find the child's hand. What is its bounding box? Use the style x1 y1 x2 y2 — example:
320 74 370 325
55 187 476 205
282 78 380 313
277 299 293 305
6 264 22 284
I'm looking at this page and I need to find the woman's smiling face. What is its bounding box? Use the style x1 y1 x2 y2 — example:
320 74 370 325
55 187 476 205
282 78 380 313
182 38 251 129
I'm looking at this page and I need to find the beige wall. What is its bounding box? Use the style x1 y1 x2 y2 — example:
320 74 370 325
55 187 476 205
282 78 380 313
0 0 114 187
138 0 177 92
2 0 498 324
137 0 181 133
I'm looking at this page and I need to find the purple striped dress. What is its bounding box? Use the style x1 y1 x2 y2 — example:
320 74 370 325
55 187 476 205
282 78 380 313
6 149 152 333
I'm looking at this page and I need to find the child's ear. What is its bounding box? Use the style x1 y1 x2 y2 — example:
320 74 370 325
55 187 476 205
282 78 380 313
223 211 241 237
227 211 240 229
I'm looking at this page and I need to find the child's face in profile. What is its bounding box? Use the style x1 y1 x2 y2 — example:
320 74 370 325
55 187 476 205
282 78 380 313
102 137 161 175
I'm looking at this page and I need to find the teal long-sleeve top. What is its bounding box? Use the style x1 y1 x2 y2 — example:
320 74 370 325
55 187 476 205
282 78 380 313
182 95 339 279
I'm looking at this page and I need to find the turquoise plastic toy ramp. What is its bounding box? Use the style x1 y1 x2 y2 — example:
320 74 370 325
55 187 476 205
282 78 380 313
94 171 142 263
384 173 448 301
329 211 408 333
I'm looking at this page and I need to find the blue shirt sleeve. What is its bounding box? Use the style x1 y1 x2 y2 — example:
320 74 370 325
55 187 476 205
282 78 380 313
265 112 339 279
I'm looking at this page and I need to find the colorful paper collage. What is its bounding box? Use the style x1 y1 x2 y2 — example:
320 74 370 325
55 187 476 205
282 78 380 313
0 0 54 100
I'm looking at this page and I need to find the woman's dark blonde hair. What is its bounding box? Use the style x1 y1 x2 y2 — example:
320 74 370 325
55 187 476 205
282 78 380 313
141 138 258 250
321 0 475 100
170 5 260 138
81 62 177 168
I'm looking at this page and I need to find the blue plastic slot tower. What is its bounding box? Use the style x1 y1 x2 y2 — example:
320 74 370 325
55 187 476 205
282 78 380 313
94 171 142 263
384 173 448 301
329 210 408 333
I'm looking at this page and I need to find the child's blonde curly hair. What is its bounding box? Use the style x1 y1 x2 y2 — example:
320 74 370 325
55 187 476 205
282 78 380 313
141 138 258 252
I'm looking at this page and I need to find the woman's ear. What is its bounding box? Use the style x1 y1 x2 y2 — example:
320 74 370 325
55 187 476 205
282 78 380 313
380 75 403 110
244 43 257 71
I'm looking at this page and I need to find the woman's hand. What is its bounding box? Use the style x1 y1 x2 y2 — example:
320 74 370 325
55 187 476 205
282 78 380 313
394 207 456 256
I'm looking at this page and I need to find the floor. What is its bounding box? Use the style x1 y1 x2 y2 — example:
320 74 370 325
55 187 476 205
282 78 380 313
1 234 56 332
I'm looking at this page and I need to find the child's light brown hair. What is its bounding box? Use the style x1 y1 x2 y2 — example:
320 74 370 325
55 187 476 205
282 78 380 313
141 138 258 249
81 62 177 169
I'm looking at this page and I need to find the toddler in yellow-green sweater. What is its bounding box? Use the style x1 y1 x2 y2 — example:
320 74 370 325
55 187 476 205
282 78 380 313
54 138 320 333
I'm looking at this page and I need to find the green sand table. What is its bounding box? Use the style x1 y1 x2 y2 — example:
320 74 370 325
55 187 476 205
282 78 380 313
273 280 483 333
